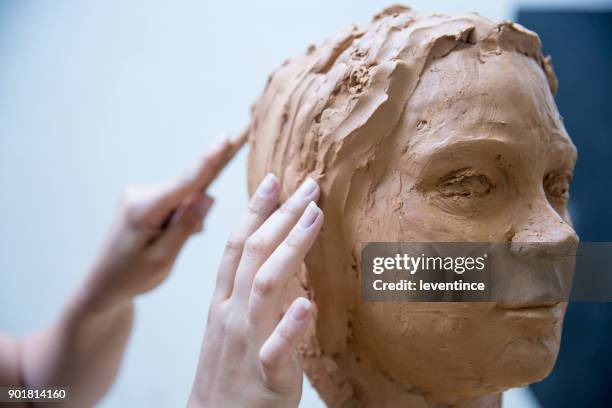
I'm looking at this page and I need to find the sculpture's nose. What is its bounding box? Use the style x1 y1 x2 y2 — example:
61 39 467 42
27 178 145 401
508 197 579 258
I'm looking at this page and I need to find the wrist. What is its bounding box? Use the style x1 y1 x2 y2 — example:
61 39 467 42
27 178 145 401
64 272 135 326
61 296 135 339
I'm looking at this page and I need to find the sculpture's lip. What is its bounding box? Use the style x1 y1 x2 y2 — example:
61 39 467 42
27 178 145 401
495 302 560 311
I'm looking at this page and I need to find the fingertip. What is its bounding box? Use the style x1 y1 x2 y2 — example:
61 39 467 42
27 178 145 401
298 201 322 229
256 173 279 198
289 297 312 323
246 174 280 218
295 177 319 199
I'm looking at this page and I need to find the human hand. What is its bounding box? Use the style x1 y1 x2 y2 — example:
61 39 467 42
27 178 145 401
78 139 236 313
188 174 323 408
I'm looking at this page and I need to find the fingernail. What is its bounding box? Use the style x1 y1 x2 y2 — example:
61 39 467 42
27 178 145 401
299 201 320 228
290 298 311 321
257 173 278 197
296 177 318 198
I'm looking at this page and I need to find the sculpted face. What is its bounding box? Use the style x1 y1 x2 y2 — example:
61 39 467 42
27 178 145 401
346 47 577 401
247 6 577 406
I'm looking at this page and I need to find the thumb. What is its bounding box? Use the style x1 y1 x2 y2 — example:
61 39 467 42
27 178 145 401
258 297 312 392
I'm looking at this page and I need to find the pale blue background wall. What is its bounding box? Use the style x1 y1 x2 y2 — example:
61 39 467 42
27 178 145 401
1 1 608 406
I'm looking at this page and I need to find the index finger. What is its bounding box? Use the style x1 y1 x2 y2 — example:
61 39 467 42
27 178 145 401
145 133 247 223
204 128 249 188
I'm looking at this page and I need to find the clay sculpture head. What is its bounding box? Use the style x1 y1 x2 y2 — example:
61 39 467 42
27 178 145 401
246 5 578 407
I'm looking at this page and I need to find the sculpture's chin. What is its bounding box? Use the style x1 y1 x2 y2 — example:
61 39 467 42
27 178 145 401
490 334 560 386
348 305 564 404
395 340 559 404
442 336 559 403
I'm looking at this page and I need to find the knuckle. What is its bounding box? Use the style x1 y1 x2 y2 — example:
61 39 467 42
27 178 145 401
206 305 219 326
258 346 301 394
244 235 268 258
224 235 244 255
258 348 276 372
219 318 232 339
278 200 301 217
252 273 274 298
277 325 294 343
207 300 228 326
147 249 171 270
284 229 303 249
247 195 271 216
219 319 233 340
220 315 245 341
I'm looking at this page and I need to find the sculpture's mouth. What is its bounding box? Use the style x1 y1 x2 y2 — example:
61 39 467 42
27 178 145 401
495 302 561 321
496 302 560 311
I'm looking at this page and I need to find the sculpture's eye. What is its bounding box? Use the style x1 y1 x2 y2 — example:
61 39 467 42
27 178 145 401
425 168 497 215
436 168 496 198
544 170 572 204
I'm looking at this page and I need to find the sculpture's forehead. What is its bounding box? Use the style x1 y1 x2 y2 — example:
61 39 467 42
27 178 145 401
410 48 551 127
399 47 575 162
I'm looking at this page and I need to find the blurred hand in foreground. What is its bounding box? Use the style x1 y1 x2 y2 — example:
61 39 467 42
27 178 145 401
82 138 235 311
0 138 237 408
